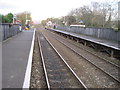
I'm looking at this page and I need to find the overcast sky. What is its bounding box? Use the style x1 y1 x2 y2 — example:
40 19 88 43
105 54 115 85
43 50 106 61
0 0 118 22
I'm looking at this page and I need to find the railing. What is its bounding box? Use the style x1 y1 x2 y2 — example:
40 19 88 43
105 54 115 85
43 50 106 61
56 26 120 42
0 23 21 41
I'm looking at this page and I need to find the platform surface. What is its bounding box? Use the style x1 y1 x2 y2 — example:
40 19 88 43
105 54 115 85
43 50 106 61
50 29 120 50
2 29 34 88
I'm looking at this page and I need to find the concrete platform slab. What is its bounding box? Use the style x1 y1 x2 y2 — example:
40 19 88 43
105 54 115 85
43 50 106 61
2 29 35 88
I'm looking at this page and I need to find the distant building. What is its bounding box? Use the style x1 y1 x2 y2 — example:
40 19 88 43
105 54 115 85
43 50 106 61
47 21 52 27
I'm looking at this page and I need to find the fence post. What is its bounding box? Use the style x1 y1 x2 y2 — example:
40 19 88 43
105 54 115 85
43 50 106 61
98 29 100 38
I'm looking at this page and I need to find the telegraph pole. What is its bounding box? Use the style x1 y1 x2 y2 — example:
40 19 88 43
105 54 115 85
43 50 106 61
13 14 16 24
118 1 120 30
26 11 27 25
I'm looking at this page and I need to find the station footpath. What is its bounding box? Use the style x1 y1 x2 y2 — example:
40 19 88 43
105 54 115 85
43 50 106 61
2 29 35 88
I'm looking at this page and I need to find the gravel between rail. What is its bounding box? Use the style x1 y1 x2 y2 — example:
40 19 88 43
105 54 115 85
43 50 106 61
38 31 86 88
49 30 120 82
30 28 119 89
41 29 119 88
30 31 47 88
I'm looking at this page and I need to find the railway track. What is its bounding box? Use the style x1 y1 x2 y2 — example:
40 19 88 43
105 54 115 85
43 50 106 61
61 35 120 68
50 30 120 68
37 31 87 89
45 30 120 84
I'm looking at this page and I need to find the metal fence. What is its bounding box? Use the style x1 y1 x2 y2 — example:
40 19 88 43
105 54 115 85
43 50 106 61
56 26 120 42
0 24 2 42
0 23 21 41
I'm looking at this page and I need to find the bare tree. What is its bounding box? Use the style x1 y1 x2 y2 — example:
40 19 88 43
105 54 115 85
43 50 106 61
41 1 118 29
16 11 32 26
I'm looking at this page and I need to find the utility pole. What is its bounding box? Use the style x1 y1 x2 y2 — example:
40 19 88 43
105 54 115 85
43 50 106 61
13 14 16 24
26 11 27 25
102 3 105 28
108 4 112 28
118 1 120 30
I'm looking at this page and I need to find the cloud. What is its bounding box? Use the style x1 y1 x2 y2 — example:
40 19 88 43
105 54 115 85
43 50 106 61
1 0 117 21
0 2 18 9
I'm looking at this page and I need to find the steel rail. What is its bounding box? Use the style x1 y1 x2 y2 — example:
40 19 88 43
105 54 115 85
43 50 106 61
48 32 120 83
40 31 88 90
50 30 120 69
37 34 50 90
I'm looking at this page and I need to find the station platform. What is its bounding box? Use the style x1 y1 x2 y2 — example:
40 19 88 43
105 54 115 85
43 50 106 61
49 28 120 51
47 28 120 58
2 29 35 88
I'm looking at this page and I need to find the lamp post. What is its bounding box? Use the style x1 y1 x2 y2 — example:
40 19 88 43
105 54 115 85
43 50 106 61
13 14 17 24
25 11 27 25
118 1 120 30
